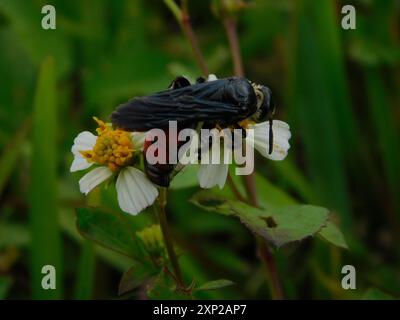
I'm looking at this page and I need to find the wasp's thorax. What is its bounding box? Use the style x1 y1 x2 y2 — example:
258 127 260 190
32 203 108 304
251 84 275 123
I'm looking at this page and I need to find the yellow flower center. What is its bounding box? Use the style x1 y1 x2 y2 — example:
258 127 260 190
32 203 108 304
81 117 134 172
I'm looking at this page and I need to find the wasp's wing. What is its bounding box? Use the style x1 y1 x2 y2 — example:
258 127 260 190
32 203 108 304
111 79 244 131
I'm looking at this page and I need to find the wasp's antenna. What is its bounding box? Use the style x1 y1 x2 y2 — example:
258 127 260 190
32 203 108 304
268 118 273 154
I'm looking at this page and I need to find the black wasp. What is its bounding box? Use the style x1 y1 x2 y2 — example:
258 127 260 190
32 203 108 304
111 76 275 187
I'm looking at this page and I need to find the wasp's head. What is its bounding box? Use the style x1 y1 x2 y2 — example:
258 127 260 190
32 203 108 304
251 84 276 155
251 84 275 123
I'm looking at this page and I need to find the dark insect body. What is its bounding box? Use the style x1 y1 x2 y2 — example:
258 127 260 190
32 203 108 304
111 76 275 187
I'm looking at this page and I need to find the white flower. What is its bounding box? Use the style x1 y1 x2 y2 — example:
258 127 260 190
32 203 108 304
246 120 291 161
197 120 291 189
70 118 158 215
198 162 229 189
197 135 232 189
197 73 230 189
70 131 97 172
197 129 233 189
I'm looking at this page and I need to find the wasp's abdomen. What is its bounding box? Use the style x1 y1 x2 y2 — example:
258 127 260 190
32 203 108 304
142 131 188 187
144 161 175 187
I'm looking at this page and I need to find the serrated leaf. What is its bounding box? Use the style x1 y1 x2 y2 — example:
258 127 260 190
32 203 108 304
191 192 329 247
318 220 348 249
195 279 234 292
119 262 158 295
76 207 140 258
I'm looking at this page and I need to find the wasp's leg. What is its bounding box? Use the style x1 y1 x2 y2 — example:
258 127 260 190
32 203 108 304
231 123 247 139
197 147 202 162
197 133 215 163
197 135 214 162
168 76 191 90
269 118 273 154
227 124 246 154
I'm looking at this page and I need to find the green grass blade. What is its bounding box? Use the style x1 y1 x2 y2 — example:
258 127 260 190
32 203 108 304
30 57 63 299
288 0 352 231
365 67 400 214
74 241 96 300
309 0 360 158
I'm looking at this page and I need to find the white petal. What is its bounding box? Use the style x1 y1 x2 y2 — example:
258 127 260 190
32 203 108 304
70 131 97 172
79 167 113 195
197 128 232 189
207 74 218 81
131 132 147 150
198 130 233 163
247 120 291 161
198 163 229 189
116 167 158 215
70 156 93 172
71 131 97 156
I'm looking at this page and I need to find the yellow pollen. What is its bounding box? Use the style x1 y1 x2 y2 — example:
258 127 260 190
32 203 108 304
238 119 255 129
81 117 134 172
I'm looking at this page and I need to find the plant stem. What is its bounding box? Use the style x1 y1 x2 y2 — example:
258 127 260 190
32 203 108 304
256 238 284 300
223 17 244 77
227 174 246 202
164 0 209 76
181 13 209 76
156 187 185 288
242 175 259 205
223 15 285 300
165 0 285 299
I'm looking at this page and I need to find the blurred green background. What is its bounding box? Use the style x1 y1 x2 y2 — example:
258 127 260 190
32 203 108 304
0 0 399 299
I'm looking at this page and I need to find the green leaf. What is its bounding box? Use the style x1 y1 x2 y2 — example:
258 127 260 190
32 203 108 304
75 207 141 258
0 276 12 300
318 220 348 249
60 208 133 272
0 224 30 249
361 288 396 300
256 174 347 249
30 57 62 299
191 191 329 247
119 262 158 295
233 174 347 249
195 279 234 292
147 270 191 300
